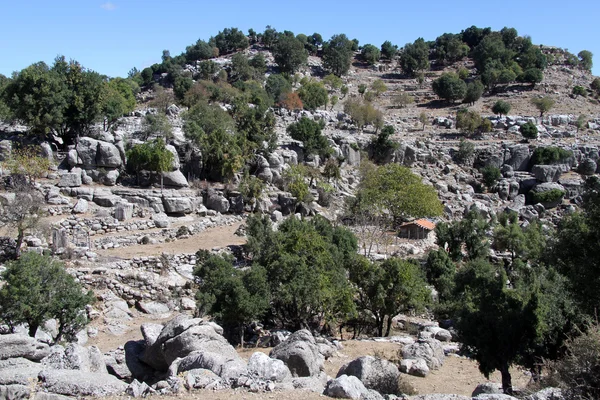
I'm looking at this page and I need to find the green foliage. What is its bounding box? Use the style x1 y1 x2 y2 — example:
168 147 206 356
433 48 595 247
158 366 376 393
245 215 357 330
455 138 475 165
194 253 270 343
286 117 329 157
380 41 398 60
433 33 469 65
492 100 512 116
463 81 484 105
229 53 255 83
578 50 593 72
196 60 219 80
370 79 387 97
435 210 491 261
322 74 343 91
361 44 381 65
185 39 216 62
356 163 443 224
424 249 456 303
456 109 485 134
4 57 105 145
518 68 543 87
349 256 430 337
343 98 383 131
322 157 341 181
297 80 328 110
4 145 51 184
531 96 555 117
392 92 414 109
531 189 565 205
520 121 538 140
369 125 398 164
576 114 587 132
572 85 587 97
209 27 249 55
0 252 94 340
591 78 600 94
432 73 467 103
141 112 172 141
282 165 312 203
126 138 174 178
239 173 265 210
101 77 137 131
0 74 12 120
531 147 573 165
273 34 309 74
322 34 354 77
265 74 292 101
400 38 430 77
481 165 501 188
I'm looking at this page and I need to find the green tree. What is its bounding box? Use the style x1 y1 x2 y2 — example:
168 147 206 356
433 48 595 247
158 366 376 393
575 114 587 132
229 53 254 83
185 39 215 62
297 80 328 110
455 138 475 165
322 74 343 91
361 44 381 65
572 85 587 98
400 38 430 77
101 77 137 131
463 81 484 105
456 108 483 134
369 125 398 164
518 68 543 88
322 34 354 77
265 74 292 101
451 258 541 394
380 41 398 60
273 34 309 74
209 27 249 55
282 164 311 203
481 165 501 189
531 96 555 117
349 256 430 337
424 249 456 303
520 121 538 140
126 138 174 187
141 113 172 140
432 73 467 103
578 50 593 72
194 253 270 345
435 210 491 261
492 100 512 116
356 163 443 225
434 33 469 65
245 215 357 331
591 77 600 95
371 79 387 97
393 92 413 108
287 116 329 157
0 252 94 339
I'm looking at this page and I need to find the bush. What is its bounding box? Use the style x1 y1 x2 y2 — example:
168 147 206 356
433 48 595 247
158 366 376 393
492 100 512 116
265 74 292 102
591 78 600 94
572 85 587 97
0 252 94 340
546 325 600 400
531 147 573 165
272 34 308 74
361 44 381 65
531 189 565 204
370 125 399 164
344 98 384 131
432 73 467 103
520 121 538 140
298 81 328 110
463 81 484 105
455 139 475 165
456 108 483 134
286 117 330 157
481 165 501 188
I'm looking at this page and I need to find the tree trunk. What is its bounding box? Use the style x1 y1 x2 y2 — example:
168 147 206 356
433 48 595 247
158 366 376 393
500 362 513 395
15 227 24 259
28 323 38 338
384 317 393 337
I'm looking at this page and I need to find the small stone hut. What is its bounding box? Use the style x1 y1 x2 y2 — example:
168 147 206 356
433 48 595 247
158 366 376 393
398 219 436 240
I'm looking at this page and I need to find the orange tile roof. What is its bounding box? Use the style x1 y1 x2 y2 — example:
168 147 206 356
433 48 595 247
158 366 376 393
401 219 436 231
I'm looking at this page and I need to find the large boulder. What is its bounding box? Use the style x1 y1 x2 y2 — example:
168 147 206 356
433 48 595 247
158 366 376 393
206 193 229 214
530 182 566 209
270 329 324 378
41 344 106 373
38 369 127 397
504 145 530 171
532 165 563 183
325 374 381 400
76 137 122 169
524 387 563 400
161 170 189 188
57 173 82 188
162 197 193 214
578 158 597 176
410 396 470 400
0 334 50 361
176 351 247 382
401 339 445 370
337 356 400 395
247 352 291 383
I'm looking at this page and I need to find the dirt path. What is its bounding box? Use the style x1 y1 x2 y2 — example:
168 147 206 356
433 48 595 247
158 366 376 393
95 222 245 259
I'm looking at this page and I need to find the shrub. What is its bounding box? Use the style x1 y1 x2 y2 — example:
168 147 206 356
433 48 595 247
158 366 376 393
432 72 467 103
463 81 484 105
520 121 538 140
531 189 565 204
546 325 600 400
286 117 330 157
492 100 512 116
0 252 94 340
455 139 475 165
481 165 501 188
456 109 482 134
361 44 381 65
531 147 573 165
572 85 587 97
297 81 328 110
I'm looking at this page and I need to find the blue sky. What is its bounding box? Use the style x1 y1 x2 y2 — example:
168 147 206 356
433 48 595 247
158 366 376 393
2 0 599 78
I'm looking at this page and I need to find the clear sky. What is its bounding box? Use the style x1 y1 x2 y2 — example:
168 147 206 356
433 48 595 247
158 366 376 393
2 0 599 78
